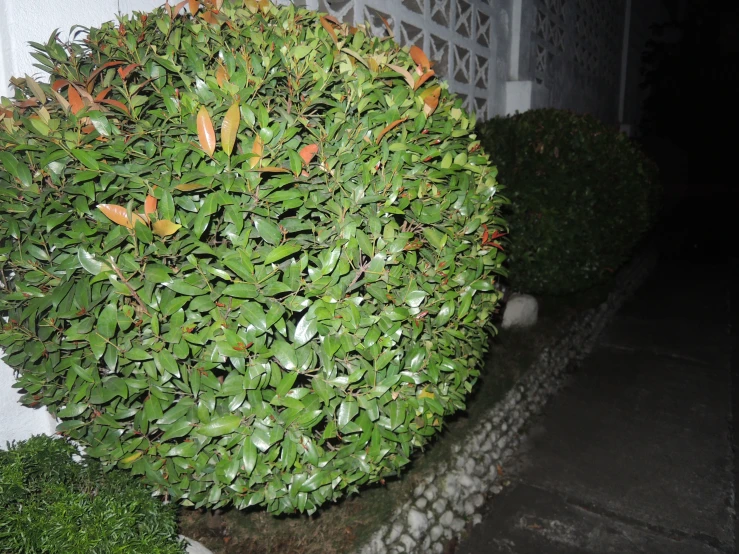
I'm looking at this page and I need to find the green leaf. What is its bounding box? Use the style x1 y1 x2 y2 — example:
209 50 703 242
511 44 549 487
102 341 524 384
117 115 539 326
276 371 298 397
264 243 301 264
160 419 194 441
293 311 317 346
71 364 95 383
241 302 268 333
404 290 427 308
163 280 208 296
57 403 87 418
270 340 297 370
71 149 100 170
165 441 199 457
222 283 258 299
198 415 242 437
253 217 282 245
423 227 447 250
154 349 180 376
78 247 110 275
97 304 118 339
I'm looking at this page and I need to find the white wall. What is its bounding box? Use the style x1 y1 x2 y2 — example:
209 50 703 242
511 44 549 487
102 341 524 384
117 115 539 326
0 0 162 447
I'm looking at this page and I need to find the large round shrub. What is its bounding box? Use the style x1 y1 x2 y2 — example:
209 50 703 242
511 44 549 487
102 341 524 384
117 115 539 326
478 109 659 295
0 1 505 514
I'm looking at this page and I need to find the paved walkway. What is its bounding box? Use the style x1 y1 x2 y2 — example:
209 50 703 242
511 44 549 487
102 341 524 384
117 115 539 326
456 197 736 554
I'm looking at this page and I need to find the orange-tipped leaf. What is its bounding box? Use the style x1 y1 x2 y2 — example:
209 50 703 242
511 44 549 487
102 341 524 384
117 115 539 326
221 103 240 157
97 204 147 229
153 219 182 237
250 135 263 169
420 86 441 117
375 118 408 144
144 194 157 217
299 144 319 165
197 106 216 157
410 45 431 72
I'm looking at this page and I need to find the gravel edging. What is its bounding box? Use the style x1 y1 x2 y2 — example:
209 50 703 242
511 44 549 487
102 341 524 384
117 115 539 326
354 245 657 554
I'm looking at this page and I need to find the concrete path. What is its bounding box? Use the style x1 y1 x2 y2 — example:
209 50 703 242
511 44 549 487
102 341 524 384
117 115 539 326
456 197 736 554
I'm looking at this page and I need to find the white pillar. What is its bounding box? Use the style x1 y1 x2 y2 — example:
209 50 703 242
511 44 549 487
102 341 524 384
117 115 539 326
508 0 522 80
504 0 532 115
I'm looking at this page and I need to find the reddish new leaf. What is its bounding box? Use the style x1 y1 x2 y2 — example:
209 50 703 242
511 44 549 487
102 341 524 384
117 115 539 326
420 86 441 117
250 135 263 168
97 204 146 229
320 16 339 45
144 194 157 217
99 99 130 114
410 45 431 72
86 61 125 90
221 103 240 157
94 86 112 102
197 106 216 157
215 65 228 87
68 86 84 114
299 144 319 165
413 70 435 91
375 118 408 144
172 0 189 18
117 63 140 80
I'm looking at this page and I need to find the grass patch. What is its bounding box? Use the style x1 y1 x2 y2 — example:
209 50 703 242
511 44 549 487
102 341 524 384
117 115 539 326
178 283 611 554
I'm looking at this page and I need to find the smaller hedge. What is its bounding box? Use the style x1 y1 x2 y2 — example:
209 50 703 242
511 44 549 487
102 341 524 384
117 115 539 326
478 109 660 295
0 435 185 554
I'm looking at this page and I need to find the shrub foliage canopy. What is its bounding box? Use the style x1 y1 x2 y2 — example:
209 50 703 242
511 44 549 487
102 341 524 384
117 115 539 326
0 1 505 513
478 109 659 295
0 436 184 553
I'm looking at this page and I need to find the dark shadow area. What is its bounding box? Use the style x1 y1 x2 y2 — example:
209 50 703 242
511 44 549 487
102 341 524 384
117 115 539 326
639 0 738 196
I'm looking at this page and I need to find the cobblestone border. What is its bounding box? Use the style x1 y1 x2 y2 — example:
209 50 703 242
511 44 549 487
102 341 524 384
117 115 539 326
355 245 658 554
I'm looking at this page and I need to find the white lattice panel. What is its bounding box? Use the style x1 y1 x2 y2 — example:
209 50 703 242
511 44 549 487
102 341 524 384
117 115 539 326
317 0 510 120
533 0 623 88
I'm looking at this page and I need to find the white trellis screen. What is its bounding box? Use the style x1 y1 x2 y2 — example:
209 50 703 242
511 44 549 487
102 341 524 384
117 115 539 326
527 0 625 121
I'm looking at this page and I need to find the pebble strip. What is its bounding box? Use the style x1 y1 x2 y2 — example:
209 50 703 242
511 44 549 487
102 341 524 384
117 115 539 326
355 246 657 554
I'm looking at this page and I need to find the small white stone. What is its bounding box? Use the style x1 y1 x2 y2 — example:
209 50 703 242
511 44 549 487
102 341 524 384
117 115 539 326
407 508 428 539
440 510 454 527
433 498 447 514
432 543 444 554
387 522 403 544
471 493 484 508
502 293 538 329
181 536 214 554
464 501 476 515
430 525 444 541
451 517 466 532
459 474 476 490
399 534 416 551
445 475 459 498
472 513 483 526
415 496 428 510
423 484 437 501
414 484 425 498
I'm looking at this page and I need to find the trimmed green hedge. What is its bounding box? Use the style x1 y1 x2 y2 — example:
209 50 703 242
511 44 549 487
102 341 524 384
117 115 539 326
0 436 185 554
0 0 505 515
478 109 660 295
